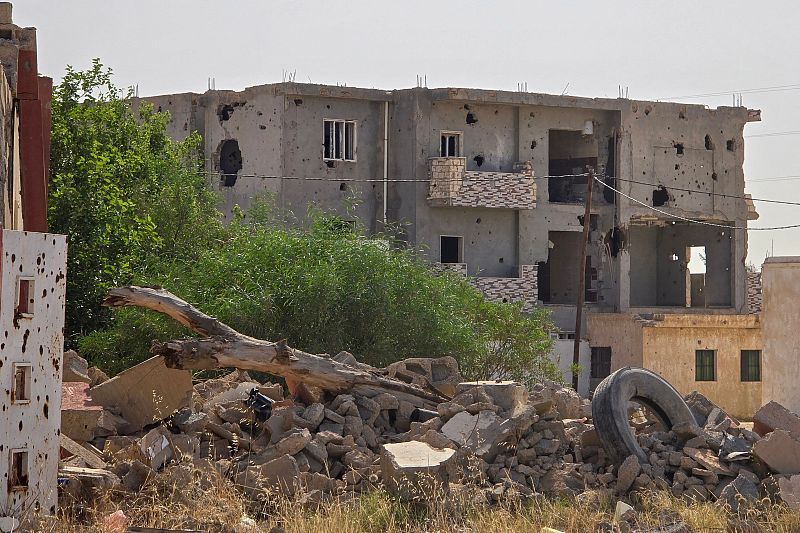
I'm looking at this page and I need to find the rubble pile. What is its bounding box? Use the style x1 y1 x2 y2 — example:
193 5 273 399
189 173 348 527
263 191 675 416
58 349 800 514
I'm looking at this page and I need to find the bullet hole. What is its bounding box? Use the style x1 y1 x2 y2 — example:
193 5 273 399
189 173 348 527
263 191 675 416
463 104 470 110
704 134 714 150
712 172 718 181
644 105 652 115
257 111 263 116
465 112 478 125
326 104 330 109
339 183 347 191
10 254 14 262
727 139 736 151
473 155 485 167
43 402 48 419
652 186 669 207
679 111 686 119
675 164 680 170
217 104 235 122
218 140 243 187
499 257 504 263
293 98 303 106
325 160 336 168
674 143 684 155
259 125 266 130
531 140 537 149
476 218 481 224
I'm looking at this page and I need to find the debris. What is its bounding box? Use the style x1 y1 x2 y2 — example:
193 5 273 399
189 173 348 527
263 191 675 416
752 429 800 474
777 474 800 511
614 500 635 522
61 382 107 442
718 473 759 512
63 349 91 383
753 400 800 439
381 441 455 499
139 426 175 470
59 434 107 469
0 517 20 533
101 509 127 533
616 455 640 494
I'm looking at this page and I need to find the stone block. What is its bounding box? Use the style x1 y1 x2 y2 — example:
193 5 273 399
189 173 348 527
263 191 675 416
753 401 800 439
381 441 455 500
63 350 91 383
753 429 800 475
778 474 800 511
385 356 461 397
61 382 105 441
456 380 527 414
139 426 175 470
89 356 193 433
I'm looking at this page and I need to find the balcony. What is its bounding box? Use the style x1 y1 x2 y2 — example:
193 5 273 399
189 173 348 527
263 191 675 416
435 263 538 311
427 158 536 209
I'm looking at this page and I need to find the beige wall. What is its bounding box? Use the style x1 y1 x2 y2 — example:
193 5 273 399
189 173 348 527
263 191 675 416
642 315 762 419
761 257 800 413
587 312 645 370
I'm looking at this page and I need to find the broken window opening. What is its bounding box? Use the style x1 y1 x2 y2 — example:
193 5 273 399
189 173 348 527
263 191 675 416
695 350 716 381
548 130 599 204
323 119 357 162
590 347 612 380
652 186 669 207
11 363 31 404
440 131 462 157
217 104 235 122
537 231 591 304
16 277 34 317
473 154 485 167
704 134 714 151
465 112 478 125
604 227 626 257
218 140 242 187
9 450 28 490
439 236 463 264
740 350 761 382
688 246 706 308
674 143 684 155
726 139 736 152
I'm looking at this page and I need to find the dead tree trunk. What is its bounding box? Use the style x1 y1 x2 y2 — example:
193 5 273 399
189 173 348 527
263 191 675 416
103 286 447 408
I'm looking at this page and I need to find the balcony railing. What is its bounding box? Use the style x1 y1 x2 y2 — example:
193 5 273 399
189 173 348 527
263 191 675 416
435 263 538 311
427 158 536 209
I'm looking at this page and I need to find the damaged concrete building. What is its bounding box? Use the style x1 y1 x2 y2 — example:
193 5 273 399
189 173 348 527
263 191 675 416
142 80 767 417
0 3 68 527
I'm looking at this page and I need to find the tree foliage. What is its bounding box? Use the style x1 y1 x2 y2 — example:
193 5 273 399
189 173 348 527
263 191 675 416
48 59 221 342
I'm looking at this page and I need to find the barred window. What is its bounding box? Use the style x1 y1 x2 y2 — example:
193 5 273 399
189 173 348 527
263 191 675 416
741 350 761 382
323 119 356 161
695 350 716 381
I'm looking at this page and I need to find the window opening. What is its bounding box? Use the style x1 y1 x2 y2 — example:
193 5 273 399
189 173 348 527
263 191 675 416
11 363 31 403
590 347 612 379
688 246 706 308
741 350 761 382
16 277 34 317
440 132 462 157
440 236 463 264
695 349 716 381
9 450 28 490
324 119 356 161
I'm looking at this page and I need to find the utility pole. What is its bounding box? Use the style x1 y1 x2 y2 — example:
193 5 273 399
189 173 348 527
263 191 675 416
572 167 594 390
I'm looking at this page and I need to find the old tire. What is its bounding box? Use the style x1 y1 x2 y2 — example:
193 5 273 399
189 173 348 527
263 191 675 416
591 366 696 465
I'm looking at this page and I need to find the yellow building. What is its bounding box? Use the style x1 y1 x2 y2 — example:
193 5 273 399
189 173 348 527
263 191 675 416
588 313 762 420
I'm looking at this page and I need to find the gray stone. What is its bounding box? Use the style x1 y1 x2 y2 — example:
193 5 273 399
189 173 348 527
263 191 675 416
381 441 455 500
616 455 641 494
275 429 312 456
302 403 325 428
778 474 800 511
718 473 759 512
754 401 800 439
753 429 800 475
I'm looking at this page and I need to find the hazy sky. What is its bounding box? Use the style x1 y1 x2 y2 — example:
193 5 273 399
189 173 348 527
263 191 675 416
16 1 800 266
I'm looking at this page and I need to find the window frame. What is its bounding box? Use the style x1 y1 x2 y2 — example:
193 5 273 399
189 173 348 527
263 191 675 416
440 131 463 157
590 346 612 380
323 119 357 162
9 449 29 491
695 349 716 382
740 349 761 382
16 276 35 318
11 362 31 404
439 235 464 264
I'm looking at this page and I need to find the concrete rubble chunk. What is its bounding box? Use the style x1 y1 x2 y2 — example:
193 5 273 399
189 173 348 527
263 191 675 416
753 401 800 439
139 426 175 470
385 356 462 396
381 441 455 500
718 473 759 512
61 381 108 442
753 429 800 475
456 380 528 414
259 454 301 496
89 356 193 433
63 349 91 383
616 455 640 495
59 434 106 470
777 474 800 511
683 447 735 476
440 410 505 456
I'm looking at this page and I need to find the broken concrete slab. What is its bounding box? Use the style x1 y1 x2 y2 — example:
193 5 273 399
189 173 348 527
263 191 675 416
139 426 175 470
89 356 193 433
778 474 800 511
753 429 800 475
381 441 455 500
753 401 800 440
59 434 106 469
683 447 735 476
63 349 91 383
616 455 640 494
61 381 107 441
385 356 461 397
440 410 504 455
718 472 759 512
456 381 528 414
258 454 301 496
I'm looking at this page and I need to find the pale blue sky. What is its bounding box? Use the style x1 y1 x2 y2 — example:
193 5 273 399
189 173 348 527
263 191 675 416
17 1 800 266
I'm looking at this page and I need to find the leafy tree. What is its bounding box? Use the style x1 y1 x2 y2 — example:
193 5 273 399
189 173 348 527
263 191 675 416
48 59 221 343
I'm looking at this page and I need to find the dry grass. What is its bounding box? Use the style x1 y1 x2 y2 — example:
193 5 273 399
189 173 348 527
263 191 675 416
36 465 800 532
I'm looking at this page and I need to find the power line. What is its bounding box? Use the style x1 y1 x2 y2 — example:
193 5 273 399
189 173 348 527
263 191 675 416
660 83 800 100
201 171 588 183
594 177 800 231
747 175 800 183
607 175 800 207
745 130 800 139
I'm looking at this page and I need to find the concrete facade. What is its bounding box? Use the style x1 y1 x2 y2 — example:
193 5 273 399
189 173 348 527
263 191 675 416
142 81 760 395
